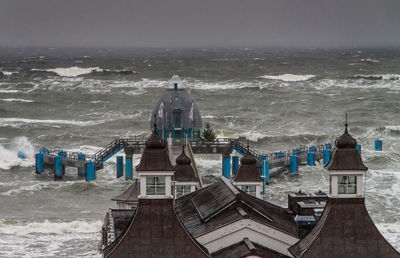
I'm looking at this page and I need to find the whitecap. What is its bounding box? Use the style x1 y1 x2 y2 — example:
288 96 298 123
0 118 100 128
1 71 18 76
32 66 103 77
260 74 316 82
354 74 400 80
0 89 21 93
0 136 35 170
360 58 380 63
0 98 34 103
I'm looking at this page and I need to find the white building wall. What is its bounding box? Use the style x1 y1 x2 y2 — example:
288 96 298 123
196 219 298 256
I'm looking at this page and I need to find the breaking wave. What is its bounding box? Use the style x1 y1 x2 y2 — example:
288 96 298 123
0 136 35 170
0 98 34 103
354 74 400 80
0 219 101 257
32 66 103 77
30 66 136 77
0 118 101 128
260 74 316 82
360 58 380 63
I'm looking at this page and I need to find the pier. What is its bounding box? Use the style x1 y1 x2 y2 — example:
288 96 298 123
35 137 333 181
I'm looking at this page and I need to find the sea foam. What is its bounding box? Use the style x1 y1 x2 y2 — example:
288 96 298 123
260 74 316 82
0 136 35 170
0 98 34 103
32 66 103 77
0 118 100 128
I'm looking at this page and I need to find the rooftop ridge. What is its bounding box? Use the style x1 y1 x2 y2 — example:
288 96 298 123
220 176 240 196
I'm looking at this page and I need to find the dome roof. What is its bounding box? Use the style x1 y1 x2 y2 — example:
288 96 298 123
335 124 357 148
176 146 191 165
240 152 257 165
325 124 368 171
233 149 263 182
146 123 165 149
150 78 202 131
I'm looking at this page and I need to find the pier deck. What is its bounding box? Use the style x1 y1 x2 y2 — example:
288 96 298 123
36 137 330 181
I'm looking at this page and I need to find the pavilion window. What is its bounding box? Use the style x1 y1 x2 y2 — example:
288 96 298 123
146 176 166 195
173 110 182 129
241 185 257 196
176 185 192 198
338 175 357 194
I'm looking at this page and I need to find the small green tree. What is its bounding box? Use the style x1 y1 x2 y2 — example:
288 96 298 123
201 122 216 142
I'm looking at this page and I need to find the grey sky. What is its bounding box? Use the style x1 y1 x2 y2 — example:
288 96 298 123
1 0 399 48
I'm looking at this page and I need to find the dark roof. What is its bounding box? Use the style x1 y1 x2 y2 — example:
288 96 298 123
151 88 202 131
135 132 174 171
103 209 136 256
146 129 165 149
111 181 139 203
105 199 209 258
111 209 136 239
233 151 263 182
289 198 400 258
212 238 290 258
174 147 198 182
175 177 297 238
325 125 368 171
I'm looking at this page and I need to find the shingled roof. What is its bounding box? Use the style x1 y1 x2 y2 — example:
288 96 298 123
232 151 263 182
174 146 198 182
175 177 297 238
135 129 174 171
289 198 400 258
111 180 139 203
325 124 368 171
212 238 290 258
105 199 209 258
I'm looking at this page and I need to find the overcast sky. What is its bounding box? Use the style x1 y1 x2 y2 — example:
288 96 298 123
1 0 399 48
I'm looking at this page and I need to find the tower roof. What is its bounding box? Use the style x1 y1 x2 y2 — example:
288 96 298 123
233 150 263 182
136 129 174 171
289 198 400 258
174 146 198 182
325 124 368 171
150 80 202 131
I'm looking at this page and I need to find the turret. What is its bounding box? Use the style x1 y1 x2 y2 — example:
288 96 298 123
325 122 368 198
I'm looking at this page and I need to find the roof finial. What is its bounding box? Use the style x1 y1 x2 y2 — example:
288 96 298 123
345 113 348 134
182 145 185 154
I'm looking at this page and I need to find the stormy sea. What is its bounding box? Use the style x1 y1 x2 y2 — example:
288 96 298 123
0 47 399 257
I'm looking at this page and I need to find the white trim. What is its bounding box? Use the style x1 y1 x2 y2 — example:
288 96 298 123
137 171 174 176
138 174 173 199
196 218 298 256
234 182 262 186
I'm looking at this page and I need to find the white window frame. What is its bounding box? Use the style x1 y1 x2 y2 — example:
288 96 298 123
146 176 166 195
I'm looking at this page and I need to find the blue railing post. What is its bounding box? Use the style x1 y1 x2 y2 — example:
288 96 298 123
323 149 331 165
307 152 315 166
290 155 298 173
375 139 382 151
85 161 96 181
77 153 86 177
232 156 239 175
125 156 133 180
54 156 63 180
222 155 231 179
116 156 124 178
356 144 361 153
35 153 44 174
262 160 270 200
